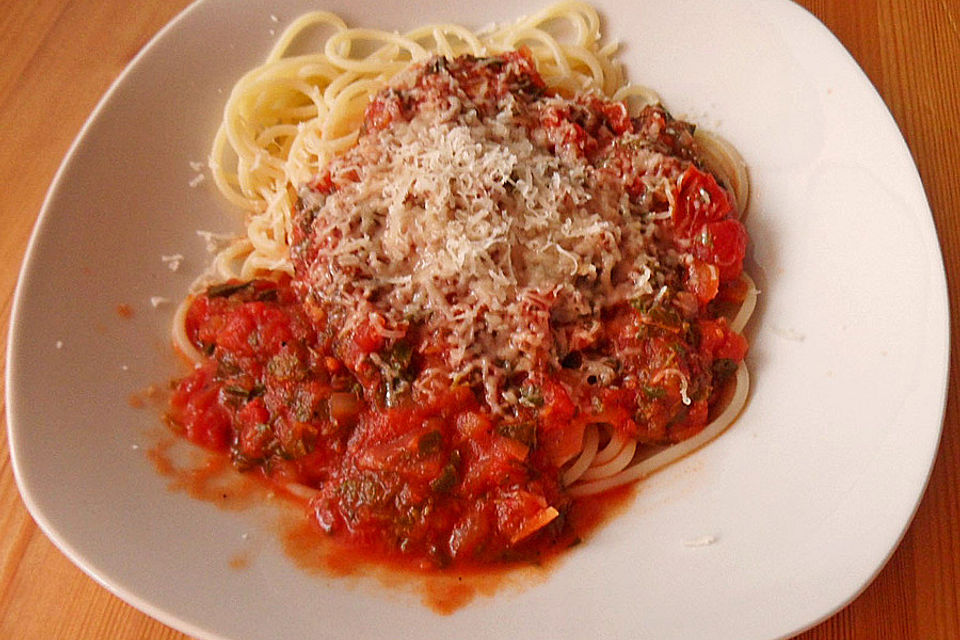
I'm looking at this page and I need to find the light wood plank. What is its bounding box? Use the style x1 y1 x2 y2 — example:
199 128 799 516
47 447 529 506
1 1 957 638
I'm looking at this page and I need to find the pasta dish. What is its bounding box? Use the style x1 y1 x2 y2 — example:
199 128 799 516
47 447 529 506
167 1 756 569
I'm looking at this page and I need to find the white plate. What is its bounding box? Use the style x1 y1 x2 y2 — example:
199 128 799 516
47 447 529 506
6 0 949 638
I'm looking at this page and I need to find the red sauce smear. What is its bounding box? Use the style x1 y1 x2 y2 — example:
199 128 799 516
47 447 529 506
148 429 634 613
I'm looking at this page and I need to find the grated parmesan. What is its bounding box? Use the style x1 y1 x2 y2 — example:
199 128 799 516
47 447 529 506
161 254 184 271
295 56 685 410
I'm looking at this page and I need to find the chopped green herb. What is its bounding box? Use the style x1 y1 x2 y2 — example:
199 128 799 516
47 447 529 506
216 358 240 377
388 341 413 373
418 430 443 456
254 287 278 302
712 358 738 384
665 405 690 431
293 391 316 422
267 351 305 381
206 281 253 298
378 341 415 407
560 351 583 369
519 385 544 408
643 385 666 399
427 57 449 74
478 56 505 69
496 421 537 448
222 384 252 398
429 464 458 494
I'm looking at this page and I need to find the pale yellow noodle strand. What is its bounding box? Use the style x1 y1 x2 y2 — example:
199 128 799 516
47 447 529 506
433 28 458 59
324 29 429 72
613 84 662 112
255 123 303 149
598 40 618 57
592 429 628 466
321 81 384 141
208 237 255 282
247 54 344 86
267 11 349 62
244 197 292 261
579 439 637 482
561 423 600 485
208 126 253 211
695 129 750 216
323 69 368 103
731 272 758 334
236 154 282 204
171 296 203 363
501 28 571 78
403 24 487 57
558 43 605 89
519 1 600 46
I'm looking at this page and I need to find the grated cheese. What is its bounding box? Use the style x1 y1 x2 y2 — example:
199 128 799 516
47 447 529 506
295 57 685 410
161 254 184 271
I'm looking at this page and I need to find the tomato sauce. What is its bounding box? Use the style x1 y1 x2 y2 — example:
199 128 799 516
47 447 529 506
168 51 748 573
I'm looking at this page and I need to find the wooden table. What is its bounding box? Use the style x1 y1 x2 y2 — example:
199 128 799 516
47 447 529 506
1 1 957 637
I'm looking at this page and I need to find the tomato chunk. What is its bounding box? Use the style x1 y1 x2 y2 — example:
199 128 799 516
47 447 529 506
673 166 734 236
694 219 748 281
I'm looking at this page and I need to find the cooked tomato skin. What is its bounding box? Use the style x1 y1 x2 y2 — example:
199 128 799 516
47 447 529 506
674 167 733 234
672 167 747 281
169 362 232 450
686 259 720 306
699 318 749 362
696 219 748 281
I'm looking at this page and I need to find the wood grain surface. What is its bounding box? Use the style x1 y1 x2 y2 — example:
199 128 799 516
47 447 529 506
1 1 957 638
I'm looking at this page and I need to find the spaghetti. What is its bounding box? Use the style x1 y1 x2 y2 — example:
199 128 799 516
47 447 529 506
170 2 756 567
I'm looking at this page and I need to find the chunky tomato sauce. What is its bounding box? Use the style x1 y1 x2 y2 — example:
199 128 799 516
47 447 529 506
169 51 748 571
